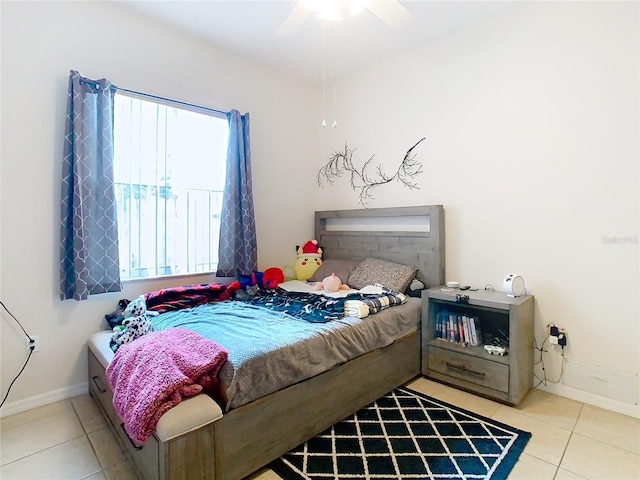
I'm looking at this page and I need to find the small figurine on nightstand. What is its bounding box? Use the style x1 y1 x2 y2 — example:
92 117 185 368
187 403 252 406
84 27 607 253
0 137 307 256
484 344 508 356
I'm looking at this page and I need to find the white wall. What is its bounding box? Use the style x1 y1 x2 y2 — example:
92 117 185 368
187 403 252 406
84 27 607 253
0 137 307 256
1 0 638 416
0 0 318 413
315 2 639 412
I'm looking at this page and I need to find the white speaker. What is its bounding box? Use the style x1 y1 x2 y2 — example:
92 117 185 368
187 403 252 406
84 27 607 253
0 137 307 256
503 274 525 297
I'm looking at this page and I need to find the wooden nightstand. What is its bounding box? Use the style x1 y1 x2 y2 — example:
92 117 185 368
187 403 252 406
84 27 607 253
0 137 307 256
421 287 534 405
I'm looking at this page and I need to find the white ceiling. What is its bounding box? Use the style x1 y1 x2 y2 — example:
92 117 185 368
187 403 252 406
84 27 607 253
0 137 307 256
116 1 520 85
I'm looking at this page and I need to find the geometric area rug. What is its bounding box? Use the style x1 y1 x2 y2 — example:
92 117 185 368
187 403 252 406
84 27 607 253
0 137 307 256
270 386 531 480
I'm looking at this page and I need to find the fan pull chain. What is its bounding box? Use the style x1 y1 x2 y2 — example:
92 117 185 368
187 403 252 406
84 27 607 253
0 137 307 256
332 82 338 128
321 24 327 128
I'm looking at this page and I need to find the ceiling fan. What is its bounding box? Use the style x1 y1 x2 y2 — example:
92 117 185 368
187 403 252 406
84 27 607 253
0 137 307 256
276 0 414 37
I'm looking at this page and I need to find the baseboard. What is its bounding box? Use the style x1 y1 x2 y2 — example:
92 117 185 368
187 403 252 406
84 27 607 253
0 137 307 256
0 382 88 418
2 379 638 420
535 382 640 419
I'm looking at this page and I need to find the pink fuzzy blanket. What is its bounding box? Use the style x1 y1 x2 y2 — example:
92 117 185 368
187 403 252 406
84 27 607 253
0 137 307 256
106 327 228 444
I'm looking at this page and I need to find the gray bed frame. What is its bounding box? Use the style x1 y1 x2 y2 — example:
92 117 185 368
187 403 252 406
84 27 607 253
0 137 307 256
90 205 445 480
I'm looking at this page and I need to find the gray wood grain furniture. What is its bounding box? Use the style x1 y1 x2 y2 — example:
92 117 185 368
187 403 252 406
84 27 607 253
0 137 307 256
88 205 445 480
421 287 534 405
315 204 445 288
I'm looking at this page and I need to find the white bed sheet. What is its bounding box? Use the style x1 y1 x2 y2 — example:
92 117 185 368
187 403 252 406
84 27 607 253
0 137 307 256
278 280 384 297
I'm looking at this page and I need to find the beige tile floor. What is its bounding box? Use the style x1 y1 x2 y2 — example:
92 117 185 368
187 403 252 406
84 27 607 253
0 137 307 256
1 377 638 480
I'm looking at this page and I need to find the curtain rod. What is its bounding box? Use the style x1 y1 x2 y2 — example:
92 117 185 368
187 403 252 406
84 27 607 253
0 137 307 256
77 76 229 116
115 86 229 116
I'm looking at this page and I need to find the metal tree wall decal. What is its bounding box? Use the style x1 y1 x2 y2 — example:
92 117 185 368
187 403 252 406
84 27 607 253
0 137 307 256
317 137 426 207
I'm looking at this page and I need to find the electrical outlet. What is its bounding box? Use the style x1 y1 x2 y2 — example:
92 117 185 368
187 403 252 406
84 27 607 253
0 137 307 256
25 335 40 353
549 325 559 344
548 325 567 348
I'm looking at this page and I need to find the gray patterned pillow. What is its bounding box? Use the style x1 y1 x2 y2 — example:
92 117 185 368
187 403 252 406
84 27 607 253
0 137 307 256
308 258 362 283
347 257 417 292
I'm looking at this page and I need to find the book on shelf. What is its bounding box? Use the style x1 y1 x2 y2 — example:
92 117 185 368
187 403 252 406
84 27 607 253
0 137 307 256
457 315 465 344
436 311 448 339
467 315 477 346
442 312 448 339
469 315 482 346
434 312 483 347
462 315 471 345
450 314 457 342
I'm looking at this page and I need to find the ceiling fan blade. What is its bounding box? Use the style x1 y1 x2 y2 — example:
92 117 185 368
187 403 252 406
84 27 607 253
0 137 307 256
367 0 413 30
276 2 312 37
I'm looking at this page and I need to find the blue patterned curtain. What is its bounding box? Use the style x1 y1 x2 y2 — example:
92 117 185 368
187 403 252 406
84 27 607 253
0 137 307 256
60 70 122 300
216 110 258 276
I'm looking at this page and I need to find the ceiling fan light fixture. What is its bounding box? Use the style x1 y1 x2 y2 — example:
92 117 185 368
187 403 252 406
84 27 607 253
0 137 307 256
278 0 413 37
301 0 322 12
348 0 370 16
316 0 342 22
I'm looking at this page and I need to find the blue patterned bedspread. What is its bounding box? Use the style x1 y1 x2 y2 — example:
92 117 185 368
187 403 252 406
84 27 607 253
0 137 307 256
239 287 407 323
150 297 420 411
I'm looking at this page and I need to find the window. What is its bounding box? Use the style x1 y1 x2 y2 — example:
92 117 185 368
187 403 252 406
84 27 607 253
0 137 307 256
113 93 229 280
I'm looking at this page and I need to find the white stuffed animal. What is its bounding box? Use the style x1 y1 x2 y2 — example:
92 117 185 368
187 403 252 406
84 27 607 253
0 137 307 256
111 295 153 347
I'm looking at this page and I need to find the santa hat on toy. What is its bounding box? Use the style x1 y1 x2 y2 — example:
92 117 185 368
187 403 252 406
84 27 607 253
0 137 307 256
297 240 322 258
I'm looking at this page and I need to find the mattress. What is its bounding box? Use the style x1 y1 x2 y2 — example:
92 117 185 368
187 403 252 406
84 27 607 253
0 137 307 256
149 296 421 411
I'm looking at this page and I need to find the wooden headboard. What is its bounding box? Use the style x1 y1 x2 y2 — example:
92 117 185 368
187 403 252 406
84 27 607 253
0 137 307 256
314 205 445 289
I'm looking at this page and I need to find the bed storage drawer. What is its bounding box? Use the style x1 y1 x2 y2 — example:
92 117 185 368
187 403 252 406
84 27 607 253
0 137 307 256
88 350 160 480
427 346 509 394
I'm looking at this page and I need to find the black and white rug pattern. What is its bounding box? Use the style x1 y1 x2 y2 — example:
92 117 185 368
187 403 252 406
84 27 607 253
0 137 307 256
271 387 530 480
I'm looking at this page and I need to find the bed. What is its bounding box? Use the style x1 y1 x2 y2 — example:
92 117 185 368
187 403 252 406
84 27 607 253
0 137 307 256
87 204 445 480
